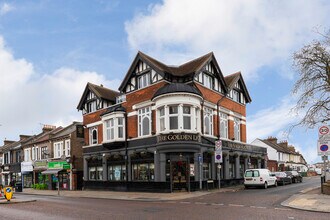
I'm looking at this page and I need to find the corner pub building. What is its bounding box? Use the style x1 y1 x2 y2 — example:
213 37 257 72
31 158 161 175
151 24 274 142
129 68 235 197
77 51 267 192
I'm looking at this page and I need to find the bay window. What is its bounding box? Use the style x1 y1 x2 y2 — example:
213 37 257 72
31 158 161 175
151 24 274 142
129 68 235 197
157 104 199 133
103 116 125 142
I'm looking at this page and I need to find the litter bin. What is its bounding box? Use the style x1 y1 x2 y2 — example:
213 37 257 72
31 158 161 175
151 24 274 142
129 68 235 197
15 182 22 192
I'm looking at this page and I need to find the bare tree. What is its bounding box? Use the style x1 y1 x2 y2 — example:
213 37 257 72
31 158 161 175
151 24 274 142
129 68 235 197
292 31 330 128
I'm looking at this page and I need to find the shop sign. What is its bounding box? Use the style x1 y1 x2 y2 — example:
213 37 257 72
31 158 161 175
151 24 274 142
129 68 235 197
226 141 248 151
157 133 201 143
48 161 71 169
21 162 33 172
34 160 48 168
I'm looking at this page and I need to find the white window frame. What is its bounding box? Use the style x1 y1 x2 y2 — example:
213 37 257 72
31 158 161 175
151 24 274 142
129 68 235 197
53 141 63 158
137 72 151 89
204 107 213 136
203 73 213 89
220 113 228 139
65 140 71 157
234 118 241 141
90 127 98 145
157 104 199 133
138 107 151 137
102 113 126 143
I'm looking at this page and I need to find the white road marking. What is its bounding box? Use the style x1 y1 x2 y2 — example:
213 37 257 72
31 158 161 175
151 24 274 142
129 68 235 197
195 202 207 205
228 204 245 207
288 217 295 219
275 208 292 211
180 201 191 204
211 203 224 206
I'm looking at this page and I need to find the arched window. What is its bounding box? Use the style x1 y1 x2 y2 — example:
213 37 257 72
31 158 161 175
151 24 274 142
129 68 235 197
90 127 98 145
204 107 213 135
138 107 151 136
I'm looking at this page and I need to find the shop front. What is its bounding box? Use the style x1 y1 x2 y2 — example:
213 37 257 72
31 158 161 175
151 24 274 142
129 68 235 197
42 161 71 190
21 161 33 188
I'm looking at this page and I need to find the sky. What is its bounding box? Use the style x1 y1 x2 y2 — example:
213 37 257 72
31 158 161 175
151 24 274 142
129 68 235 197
0 0 329 164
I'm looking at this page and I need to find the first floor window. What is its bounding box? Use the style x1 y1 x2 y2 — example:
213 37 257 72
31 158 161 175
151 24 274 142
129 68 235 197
132 163 154 181
204 107 213 135
220 113 228 139
65 140 71 157
234 118 240 141
138 107 151 136
90 127 98 145
159 106 165 131
169 105 178 130
183 105 192 130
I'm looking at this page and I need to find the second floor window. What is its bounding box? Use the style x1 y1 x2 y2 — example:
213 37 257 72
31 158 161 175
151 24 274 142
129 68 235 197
137 72 151 89
203 74 213 89
138 107 151 136
90 127 98 145
24 149 31 162
204 107 213 136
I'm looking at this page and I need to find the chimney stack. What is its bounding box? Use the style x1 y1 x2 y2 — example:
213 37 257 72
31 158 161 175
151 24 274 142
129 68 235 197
266 136 278 144
278 140 288 148
19 135 32 141
42 125 56 133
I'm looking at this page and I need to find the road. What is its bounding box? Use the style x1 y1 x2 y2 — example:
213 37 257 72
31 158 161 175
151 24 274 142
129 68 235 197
0 177 328 220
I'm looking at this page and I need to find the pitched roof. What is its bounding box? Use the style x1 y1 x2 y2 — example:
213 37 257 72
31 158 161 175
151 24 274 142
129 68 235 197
139 51 213 76
51 122 82 139
224 71 252 103
77 82 120 110
258 139 288 153
119 51 223 92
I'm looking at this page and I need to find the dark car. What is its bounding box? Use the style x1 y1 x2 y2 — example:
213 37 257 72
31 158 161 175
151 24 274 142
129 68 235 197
274 172 292 185
285 171 303 183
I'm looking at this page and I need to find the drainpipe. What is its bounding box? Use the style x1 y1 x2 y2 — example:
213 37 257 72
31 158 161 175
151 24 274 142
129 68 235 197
124 111 128 190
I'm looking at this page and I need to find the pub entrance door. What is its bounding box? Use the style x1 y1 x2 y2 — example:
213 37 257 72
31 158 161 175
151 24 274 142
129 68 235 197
170 154 191 192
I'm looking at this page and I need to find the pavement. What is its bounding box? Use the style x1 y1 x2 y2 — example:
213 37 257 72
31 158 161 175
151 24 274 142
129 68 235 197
281 186 330 213
2 184 330 213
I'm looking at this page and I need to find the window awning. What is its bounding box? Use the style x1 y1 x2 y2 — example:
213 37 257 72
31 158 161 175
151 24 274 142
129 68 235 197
41 169 63 175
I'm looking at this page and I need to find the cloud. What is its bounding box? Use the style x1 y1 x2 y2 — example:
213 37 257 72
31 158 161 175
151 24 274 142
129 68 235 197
0 36 120 141
125 0 330 80
0 2 14 15
247 96 297 142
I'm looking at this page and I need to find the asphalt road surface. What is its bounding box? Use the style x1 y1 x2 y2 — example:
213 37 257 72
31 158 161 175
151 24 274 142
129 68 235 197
0 177 328 220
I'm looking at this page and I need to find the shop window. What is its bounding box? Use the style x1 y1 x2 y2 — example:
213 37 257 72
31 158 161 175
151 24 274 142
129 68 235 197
220 113 228 139
204 107 213 136
234 118 240 141
138 107 151 136
203 163 212 179
132 163 154 181
108 165 126 181
88 166 103 180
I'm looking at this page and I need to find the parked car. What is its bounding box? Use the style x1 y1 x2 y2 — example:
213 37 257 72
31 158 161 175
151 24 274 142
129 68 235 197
244 169 277 189
285 171 303 183
274 172 292 185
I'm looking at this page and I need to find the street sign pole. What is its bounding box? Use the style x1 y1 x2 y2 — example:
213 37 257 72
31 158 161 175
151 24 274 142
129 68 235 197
198 154 202 190
217 164 221 189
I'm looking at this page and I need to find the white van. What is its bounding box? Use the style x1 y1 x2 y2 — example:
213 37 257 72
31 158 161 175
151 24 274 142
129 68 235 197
244 169 277 189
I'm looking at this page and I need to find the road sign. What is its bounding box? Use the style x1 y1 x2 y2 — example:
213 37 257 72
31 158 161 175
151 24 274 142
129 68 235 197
319 125 330 140
317 140 330 155
215 140 222 163
198 154 203 163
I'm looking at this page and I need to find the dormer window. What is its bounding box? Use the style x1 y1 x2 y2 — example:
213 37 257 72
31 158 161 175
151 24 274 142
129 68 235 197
137 72 151 89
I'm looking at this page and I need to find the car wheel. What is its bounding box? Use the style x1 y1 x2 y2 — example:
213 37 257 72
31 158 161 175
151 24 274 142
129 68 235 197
244 185 249 189
264 182 268 189
294 178 297 183
282 180 285 185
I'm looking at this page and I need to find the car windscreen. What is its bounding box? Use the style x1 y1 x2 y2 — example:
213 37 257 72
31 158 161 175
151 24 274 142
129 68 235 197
245 170 259 177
